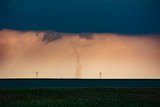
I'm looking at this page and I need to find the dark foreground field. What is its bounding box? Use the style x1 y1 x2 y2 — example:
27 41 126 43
0 88 160 107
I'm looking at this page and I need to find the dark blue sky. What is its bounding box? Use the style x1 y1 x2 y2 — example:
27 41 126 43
0 0 160 34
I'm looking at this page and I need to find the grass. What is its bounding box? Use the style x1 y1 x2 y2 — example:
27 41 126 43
0 88 160 107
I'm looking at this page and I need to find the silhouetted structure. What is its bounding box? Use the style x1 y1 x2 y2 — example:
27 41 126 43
99 72 102 79
36 72 38 78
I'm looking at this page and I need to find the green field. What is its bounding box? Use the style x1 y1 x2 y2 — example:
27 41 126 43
0 88 160 107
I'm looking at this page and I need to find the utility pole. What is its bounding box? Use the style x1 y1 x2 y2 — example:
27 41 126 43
36 71 38 79
99 72 102 79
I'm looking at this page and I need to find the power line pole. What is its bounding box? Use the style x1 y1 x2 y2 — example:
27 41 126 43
36 71 38 79
99 72 102 79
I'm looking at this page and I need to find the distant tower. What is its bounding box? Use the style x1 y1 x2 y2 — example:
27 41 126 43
99 72 102 79
36 72 38 78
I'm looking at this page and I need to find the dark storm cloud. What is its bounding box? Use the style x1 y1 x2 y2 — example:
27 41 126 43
0 0 160 34
43 31 94 43
43 31 64 42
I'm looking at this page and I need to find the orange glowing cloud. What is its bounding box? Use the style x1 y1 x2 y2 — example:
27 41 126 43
0 29 160 78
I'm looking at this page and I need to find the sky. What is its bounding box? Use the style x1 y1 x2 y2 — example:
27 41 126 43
0 30 160 78
0 0 160 78
0 0 160 34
